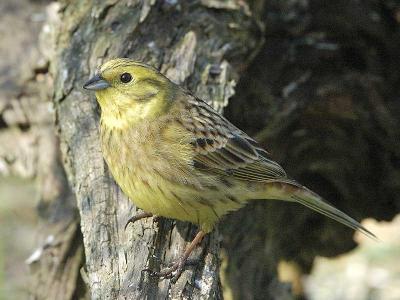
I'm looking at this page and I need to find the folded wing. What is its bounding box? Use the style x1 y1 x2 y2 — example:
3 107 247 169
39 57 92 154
181 95 287 181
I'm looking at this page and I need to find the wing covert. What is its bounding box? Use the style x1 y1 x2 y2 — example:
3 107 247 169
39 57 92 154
180 95 287 181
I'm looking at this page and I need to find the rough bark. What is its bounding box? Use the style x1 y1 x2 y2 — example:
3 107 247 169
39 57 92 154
3 0 399 299
50 1 261 299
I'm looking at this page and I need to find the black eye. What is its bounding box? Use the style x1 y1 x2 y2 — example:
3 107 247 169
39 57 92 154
120 72 132 83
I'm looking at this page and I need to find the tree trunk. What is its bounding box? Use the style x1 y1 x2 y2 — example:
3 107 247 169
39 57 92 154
2 0 397 299
49 1 261 299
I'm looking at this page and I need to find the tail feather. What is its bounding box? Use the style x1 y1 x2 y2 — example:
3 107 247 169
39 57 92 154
269 180 378 241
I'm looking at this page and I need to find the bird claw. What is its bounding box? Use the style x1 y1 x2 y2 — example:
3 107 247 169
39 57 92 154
142 231 205 282
142 258 187 283
124 212 155 230
142 258 199 282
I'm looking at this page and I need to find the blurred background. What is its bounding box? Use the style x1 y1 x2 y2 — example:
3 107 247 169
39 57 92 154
0 0 46 298
1 0 399 299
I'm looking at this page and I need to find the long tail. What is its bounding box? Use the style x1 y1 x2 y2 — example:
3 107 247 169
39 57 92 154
265 180 378 241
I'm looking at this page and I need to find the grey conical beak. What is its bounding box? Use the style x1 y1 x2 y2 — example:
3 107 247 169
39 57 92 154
83 74 111 90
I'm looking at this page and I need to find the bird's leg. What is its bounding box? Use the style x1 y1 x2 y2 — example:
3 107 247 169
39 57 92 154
144 230 206 282
124 211 154 230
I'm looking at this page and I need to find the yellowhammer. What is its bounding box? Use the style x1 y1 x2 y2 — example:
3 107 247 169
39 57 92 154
83 58 375 280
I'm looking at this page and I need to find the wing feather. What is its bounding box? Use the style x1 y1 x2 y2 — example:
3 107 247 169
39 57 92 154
181 95 287 181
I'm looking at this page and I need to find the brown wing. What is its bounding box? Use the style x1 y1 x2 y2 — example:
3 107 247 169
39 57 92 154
180 95 287 181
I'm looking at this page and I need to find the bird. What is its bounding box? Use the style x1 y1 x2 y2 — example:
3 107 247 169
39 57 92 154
83 58 376 281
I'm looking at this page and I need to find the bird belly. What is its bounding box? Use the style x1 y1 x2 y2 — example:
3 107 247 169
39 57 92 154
123 174 196 222
101 125 244 232
113 166 243 232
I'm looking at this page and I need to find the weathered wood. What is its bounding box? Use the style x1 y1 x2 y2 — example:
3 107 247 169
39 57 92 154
4 0 397 299
50 1 261 298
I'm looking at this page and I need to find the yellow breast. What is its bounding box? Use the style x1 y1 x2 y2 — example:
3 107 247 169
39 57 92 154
100 116 244 232
100 118 194 215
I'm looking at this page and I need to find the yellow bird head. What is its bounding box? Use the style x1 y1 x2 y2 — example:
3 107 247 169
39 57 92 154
84 58 176 128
